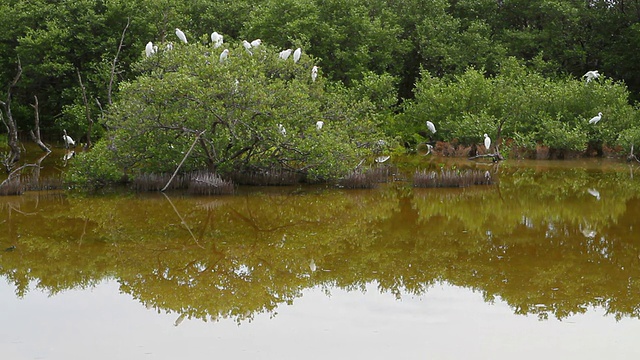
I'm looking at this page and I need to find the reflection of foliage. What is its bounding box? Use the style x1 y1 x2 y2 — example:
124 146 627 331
2 162 640 322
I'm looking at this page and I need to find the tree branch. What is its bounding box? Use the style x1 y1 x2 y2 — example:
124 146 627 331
76 69 93 149
108 17 130 105
161 130 206 192
29 95 51 152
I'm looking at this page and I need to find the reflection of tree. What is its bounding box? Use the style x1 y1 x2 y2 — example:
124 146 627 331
1 163 640 322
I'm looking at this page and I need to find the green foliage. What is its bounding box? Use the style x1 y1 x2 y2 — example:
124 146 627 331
402 58 640 152
71 40 387 184
4 0 640 163
66 140 124 186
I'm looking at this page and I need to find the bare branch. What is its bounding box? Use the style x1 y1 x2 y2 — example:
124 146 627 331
108 17 130 105
161 130 206 192
0 163 38 189
76 69 93 149
1 57 23 168
29 95 51 152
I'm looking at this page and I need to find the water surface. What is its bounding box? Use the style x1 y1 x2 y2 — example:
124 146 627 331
1 157 640 359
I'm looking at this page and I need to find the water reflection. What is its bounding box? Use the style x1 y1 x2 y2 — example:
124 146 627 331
1 160 640 324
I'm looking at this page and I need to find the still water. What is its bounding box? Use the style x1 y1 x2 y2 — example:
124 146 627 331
1 155 640 359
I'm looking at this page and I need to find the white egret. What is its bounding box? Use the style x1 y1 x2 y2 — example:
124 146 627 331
278 124 287 136
589 112 603 124
63 150 75 161
63 134 75 147
425 144 433 155
166 42 173 51
417 143 433 156
211 32 223 48
375 155 391 163
242 40 253 55
316 120 324 130
587 188 601 200
219 49 229 62
426 120 436 134
175 28 187 44
279 49 292 60
250 39 262 47
145 41 155 57
583 70 600 83
484 133 491 151
293 47 302 63
311 66 318 82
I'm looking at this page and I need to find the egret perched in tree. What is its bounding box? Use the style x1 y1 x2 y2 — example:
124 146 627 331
426 120 436 134
211 32 223 48
219 49 229 62
166 42 173 51
242 40 253 55
316 120 324 130
279 49 292 60
484 133 491 151
589 112 603 124
175 28 187 44
278 124 287 136
583 70 600 83
311 66 318 82
293 47 302 63
145 41 155 57
250 39 262 47
63 134 75 147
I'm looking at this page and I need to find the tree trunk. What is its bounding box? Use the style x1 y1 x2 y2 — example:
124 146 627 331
0 58 23 171
77 69 93 149
29 95 51 153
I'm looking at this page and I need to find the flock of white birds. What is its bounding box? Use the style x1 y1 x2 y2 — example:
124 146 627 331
66 29 607 161
139 28 322 142
417 69 605 157
144 28 319 83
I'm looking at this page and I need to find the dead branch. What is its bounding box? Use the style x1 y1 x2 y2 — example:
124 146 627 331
76 69 93 149
108 17 130 105
0 57 23 169
29 95 51 153
0 163 38 189
627 144 640 163
161 130 206 192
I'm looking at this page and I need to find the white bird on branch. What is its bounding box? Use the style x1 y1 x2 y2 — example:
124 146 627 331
211 32 223 48
250 39 262 47
175 28 187 44
145 42 156 57
279 49 292 60
219 49 229 62
426 120 436 134
589 112 603 124
242 40 253 55
293 47 302 63
311 66 318 82
484 133 491 151
583 70 600 83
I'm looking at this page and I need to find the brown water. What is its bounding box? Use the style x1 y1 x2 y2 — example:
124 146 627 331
1 153 640 359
